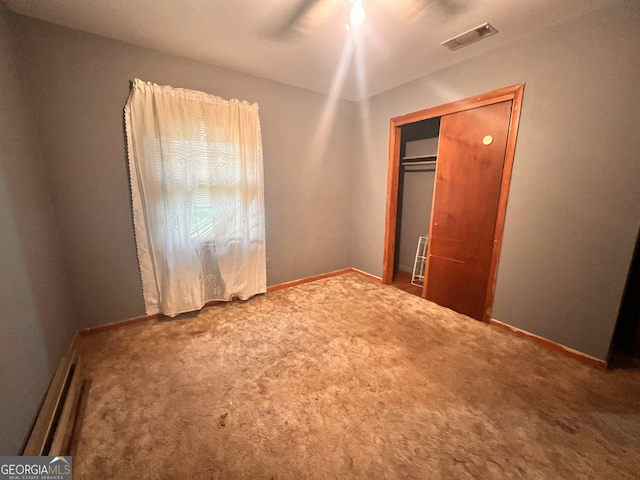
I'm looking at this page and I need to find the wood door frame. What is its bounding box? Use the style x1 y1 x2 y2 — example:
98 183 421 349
382 84 525 323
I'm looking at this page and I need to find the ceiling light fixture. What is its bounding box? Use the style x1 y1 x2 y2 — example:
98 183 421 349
346 0 366 30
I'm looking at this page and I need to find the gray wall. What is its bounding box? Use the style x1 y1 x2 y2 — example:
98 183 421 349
351 0 640 360
13 15 355 330
0 5 77 454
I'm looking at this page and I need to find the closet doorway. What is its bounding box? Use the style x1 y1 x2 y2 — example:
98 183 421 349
383 84 524 323
393 117 440 296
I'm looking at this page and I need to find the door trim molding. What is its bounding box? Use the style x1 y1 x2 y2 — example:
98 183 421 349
382 84 525 323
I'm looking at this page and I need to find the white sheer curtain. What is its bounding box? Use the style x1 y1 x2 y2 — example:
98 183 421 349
124 79 266 317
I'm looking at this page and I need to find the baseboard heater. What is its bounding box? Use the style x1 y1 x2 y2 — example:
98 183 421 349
23 352 88 456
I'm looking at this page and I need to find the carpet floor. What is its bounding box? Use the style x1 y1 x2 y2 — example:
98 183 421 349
73 273 640 479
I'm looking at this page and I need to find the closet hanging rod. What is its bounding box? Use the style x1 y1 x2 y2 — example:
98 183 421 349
402 154 437 161
402 160 436 166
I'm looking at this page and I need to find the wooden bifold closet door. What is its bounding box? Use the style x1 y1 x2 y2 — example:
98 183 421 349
422 100 513 321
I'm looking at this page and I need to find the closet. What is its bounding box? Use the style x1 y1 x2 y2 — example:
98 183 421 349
383 85 524 323
394 118 440 286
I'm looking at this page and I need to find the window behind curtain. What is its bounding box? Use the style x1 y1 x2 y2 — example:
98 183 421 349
125 79 266 317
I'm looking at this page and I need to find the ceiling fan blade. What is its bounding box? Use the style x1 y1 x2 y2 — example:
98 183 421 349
272 0 324 38
418 0 468 18
438 0 467 15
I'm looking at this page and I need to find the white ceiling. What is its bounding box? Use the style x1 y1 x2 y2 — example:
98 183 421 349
5 0 622 101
